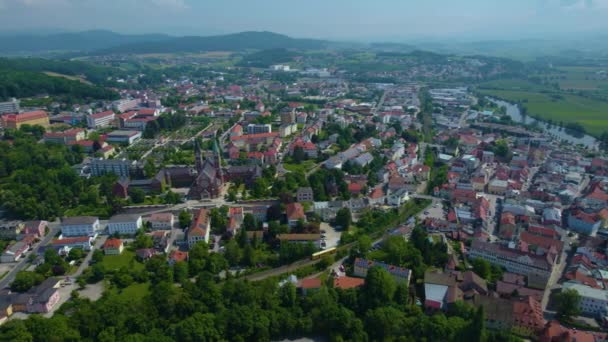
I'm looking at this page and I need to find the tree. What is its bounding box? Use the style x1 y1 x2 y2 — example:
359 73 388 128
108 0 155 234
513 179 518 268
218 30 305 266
179 210 192 229
361 267 396 310
471 258 492 280
11 271 44 293
130 188 146 204
243 213 257 231
334 207 352 230
67 248 84 261
555 288 581 321
292 146 306 163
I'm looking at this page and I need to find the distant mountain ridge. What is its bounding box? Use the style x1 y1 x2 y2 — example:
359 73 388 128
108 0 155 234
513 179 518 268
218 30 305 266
0 30 328 56
94 31 328 55
0 30 171 54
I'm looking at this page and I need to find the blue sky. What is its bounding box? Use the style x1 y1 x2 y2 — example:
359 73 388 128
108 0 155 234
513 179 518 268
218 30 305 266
1 0 607 40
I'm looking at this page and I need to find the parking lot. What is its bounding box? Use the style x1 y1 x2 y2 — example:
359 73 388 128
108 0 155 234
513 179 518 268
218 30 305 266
319 222 341 249
418 200 445 220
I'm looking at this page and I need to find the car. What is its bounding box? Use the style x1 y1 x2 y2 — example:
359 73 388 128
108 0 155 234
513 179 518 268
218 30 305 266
339 265 345 272
424 211 430 215
320 230 326 234
321 234 326 238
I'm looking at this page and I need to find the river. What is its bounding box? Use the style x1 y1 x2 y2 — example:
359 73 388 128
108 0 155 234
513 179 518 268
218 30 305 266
490 99 600 150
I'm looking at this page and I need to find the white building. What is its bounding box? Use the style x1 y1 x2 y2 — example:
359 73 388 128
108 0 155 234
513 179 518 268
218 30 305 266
563 281 608 316
0 98 20 114
107 214 143 235
112 99 140 113
106 130 142 145
247 124 272 135
148 213 174 230
469 240 556 279
87 111 115 129
61 216 100 237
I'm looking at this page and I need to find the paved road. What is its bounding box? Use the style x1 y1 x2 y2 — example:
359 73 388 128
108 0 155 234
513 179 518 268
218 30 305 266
0 224 60 289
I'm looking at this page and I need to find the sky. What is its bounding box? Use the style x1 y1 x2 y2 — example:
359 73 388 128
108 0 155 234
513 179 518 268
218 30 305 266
0 0 608 41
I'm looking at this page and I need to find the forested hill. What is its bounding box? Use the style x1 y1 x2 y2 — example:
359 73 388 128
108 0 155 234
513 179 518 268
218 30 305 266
93 31 327 55
0 30 170 55
0 58 119 101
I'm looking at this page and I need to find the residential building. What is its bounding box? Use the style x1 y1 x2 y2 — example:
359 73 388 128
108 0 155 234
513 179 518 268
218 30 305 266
188 209 210 248
43 128 86 145
90 158 133 178
296 187 314 202
168 250 189 265
246 124 272 134
0 98 19 114
23 220 47 237
148 213 174 230
488 179 508 195
103 238 124 255
107 214 142 235
468 240 556 279
112 99 140 112
286 203 306 227
106 130 142 145
87 111 115 128
562 281 608 316
353 258 412 284
568 209 602 236
1 241 30 263
60 216 100 237
0 221 24 239
2 110 50 129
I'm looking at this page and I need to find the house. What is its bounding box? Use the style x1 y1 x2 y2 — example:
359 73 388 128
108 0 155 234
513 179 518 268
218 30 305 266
0 294 13 324
0 221 24 239
297 278 322 295
136 248 156 261
296 187 314 202
568 209 602 236
168 250 189 265
23 220 47 238
387 188 409 206
103 238 124 255
187 209 210 248
353 258 411 284
540 320 597 342
286 203 306 228
24 278 61 314
1 241 30 263
107 214 143 236
488 179 508 195
369 186 385 206
147 213 174 230
60 216 100 237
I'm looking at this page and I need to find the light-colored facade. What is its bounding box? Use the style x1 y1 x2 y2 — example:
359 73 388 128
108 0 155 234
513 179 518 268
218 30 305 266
247 124 272 135
87 111 115 128
148 213 174 230
106 130 142 145
563 281 608 316
60 216 100 237
0 98 19 114
107 214 142 235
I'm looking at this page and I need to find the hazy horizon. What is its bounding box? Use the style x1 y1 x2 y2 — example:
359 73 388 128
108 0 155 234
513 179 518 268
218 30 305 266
1 0 608 42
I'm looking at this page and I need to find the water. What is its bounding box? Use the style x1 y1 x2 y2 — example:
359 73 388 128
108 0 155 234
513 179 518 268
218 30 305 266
489 99 600 150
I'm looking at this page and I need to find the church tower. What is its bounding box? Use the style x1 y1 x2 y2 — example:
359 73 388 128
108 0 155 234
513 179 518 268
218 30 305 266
213 138 224 182
194 139 204 173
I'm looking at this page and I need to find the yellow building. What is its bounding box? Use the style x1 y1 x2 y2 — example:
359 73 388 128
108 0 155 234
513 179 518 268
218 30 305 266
2 110 50 129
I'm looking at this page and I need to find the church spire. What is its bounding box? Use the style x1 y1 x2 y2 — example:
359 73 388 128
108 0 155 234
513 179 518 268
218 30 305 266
213 138 224 182
194 138 203 172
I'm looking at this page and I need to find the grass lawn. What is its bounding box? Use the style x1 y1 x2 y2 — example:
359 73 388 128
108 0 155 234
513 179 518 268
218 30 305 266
283 160 317 174
101 250 144 272
109 282 150 302
477 87 608 136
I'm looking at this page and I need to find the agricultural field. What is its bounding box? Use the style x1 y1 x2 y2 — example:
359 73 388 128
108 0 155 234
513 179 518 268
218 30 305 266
545 66 608 92
477 78 608 136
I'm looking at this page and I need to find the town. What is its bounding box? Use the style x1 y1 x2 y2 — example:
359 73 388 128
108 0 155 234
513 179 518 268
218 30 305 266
0 29 607 342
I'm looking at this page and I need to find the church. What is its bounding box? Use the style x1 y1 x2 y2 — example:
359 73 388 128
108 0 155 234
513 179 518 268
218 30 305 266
187 140 224 200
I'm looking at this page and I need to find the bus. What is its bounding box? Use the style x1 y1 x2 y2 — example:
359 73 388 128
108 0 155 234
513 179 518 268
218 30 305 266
311 247 337 260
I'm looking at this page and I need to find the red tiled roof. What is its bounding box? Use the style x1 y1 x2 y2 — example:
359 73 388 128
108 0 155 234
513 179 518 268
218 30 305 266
3 110 48 123
286 203 305 220
90 110 115 119
333 276 365 289
104 238 123 249
299 278 322 289
169 250 189 262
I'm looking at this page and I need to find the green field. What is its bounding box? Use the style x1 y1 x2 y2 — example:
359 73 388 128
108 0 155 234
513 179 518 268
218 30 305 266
547 66 608 92
477 79 608 136
109 282 150 301
283 160 317 174
100 250 144 272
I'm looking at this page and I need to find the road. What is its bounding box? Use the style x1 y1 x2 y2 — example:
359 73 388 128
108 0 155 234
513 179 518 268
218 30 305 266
0 223 60 289
372 91 386 115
